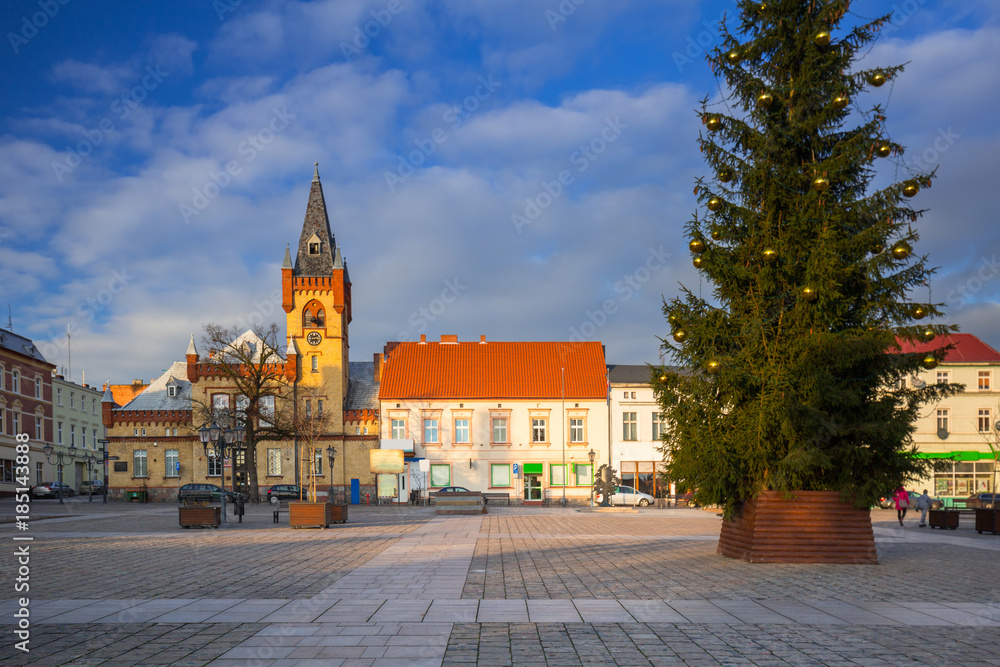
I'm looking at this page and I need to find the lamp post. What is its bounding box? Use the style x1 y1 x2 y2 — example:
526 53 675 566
97 438 109 503
326 445 337 504
85 453 96 502
588 449 595 508
199 422 245 523
42 442 77 505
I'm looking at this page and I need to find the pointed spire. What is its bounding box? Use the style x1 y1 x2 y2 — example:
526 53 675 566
294 164 337 276
287 337 300 357
344 260 351 285
282 244 292 269
186 334 198 356
101 382 115 404
333 244 344 270
313 161 320 182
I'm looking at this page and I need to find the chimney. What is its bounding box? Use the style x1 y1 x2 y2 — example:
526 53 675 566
419 334 426 344
480 335 486 344
373 352 383 383
441 334 458 344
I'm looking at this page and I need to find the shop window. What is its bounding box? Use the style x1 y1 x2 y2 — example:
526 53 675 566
575 463 593 486
429 464 451 487
490 463 511 487
550 463 567 486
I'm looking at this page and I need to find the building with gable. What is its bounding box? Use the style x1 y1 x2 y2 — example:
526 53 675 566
1 328 55 497
103 166 380 501
377 335 608 504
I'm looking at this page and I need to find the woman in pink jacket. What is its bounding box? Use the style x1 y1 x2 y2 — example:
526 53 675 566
893 486 910 526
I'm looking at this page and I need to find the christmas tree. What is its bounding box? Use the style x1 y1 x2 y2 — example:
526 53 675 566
656 0 960 518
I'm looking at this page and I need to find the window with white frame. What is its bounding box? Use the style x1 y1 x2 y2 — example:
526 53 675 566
35 462 43 485
12 369 20 394
490 463 511 487
57 421 63 445
93 430 97 447
0 408 4 435
133 449 148 477
12 411 19 435
35 377 42 399
423 418 439 443
314 451 323 476
207 454 222 476
69 390 73 408
165 449 179 477
979 408 991 433
305 400 312 419
652 412 666 440
429 463 451 487
35 415 42 439
936 371 949 385
92 398 97 414
391 418 406 439
570 418 584 443
936 408 949 434
81 427 86 447
56 387 62 405
980 371 992 391
311 356 319 372
317 399 323 417
550 463 567 486
267 448 282 475
259 396 275 427
492 418 508 444
213 393 230 416
531 418 547 443
622 412 637 441
455 419 470 443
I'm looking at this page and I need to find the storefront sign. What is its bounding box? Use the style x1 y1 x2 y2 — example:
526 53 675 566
370 449 405 473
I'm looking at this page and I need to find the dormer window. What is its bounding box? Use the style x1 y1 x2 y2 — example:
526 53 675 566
307 233 322 255
168 385 177 398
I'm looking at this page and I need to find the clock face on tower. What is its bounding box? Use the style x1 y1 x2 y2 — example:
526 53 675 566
306 331 322 346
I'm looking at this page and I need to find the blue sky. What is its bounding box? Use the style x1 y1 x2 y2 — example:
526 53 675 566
2 0 999 385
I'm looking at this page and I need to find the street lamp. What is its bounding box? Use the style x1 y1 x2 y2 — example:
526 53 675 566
326 445 337 504
199 422 245 523
85 453 96 502
42 442 77 505
588 449 596 508
97 439 109 503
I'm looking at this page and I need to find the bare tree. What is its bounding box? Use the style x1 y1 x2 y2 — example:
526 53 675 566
293 393 333 503
192 323 295 502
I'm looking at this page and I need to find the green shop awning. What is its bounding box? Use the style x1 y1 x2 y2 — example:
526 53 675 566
913 451 996 461
522 463 544 475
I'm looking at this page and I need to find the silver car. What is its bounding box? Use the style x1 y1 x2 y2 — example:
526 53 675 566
610 485 655 507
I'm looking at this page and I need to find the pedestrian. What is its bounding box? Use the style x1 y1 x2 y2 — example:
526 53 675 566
916 489 932 527
893 485 910 525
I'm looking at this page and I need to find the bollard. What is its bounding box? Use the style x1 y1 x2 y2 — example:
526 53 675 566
235 495 245 524
366 493 370 506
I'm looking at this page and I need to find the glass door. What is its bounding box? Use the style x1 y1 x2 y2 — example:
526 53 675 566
524 474 542 501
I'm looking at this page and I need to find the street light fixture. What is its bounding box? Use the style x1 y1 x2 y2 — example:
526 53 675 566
199 422 245 523
588 449 596 508
326 445 337 504
42 442 77 505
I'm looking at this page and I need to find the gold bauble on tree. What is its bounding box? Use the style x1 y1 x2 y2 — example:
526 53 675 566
832 94 849 110
891 241 912 260
902 180 919 197
921 328 936 342
718 167 733 183
801 286 817 302
762 249 777 263
705 115 722 131
706 360 722 375
812 176 830 193
912 306 927 320
672 329 688 343
756 91 774 108
726 48 741 65
710 226 723 241
871 242 884 255
814 30 831 46
689 239 706 254
693 256 704 269
876 143 892 158
921 355 939 370
668 311 681 327
707 197 722 212
869 71 886 87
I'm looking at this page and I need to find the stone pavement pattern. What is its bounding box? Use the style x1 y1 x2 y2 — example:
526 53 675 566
2 501 1000 665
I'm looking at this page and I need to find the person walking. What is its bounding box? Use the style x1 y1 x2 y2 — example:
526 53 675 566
893 486 910 526
916 489 932 527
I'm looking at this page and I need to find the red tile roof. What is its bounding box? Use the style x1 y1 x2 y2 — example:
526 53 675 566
895 333 1000 363
379 339 607 400
104 382 148 407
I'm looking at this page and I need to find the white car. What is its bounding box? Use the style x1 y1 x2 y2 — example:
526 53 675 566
610 485 655 507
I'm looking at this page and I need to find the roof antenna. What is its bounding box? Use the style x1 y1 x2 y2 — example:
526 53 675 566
6 305 11 331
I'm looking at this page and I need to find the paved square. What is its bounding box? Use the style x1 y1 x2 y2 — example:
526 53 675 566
2 500 1000 665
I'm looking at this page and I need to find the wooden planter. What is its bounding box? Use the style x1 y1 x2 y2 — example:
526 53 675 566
178 506 220 529
975 508 1000 534
928 509 960 530
329 504 348 524
288 501 332 529
718 490 877 564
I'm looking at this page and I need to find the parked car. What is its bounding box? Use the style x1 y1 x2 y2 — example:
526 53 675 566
965 493 999 508
610 485 655 507
434 486 491 503
177 483 241 503
266 484 303 504
30 482 75 498
78 479 106 495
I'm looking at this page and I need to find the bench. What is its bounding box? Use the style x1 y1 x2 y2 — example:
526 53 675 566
482 492 510 506
273 501 290 523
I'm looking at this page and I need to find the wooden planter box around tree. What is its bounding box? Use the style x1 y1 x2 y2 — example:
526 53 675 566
288 501 333 528
178 506 221 529
329 504 348 524
928 509 959 530
718 490 877 564
975 508 1000 534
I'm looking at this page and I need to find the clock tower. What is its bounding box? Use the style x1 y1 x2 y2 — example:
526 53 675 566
282 163 351 434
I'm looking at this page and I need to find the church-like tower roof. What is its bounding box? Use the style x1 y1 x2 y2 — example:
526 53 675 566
293 163 337 277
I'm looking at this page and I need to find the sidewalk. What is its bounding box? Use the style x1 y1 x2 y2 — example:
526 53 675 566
2 503 998 665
